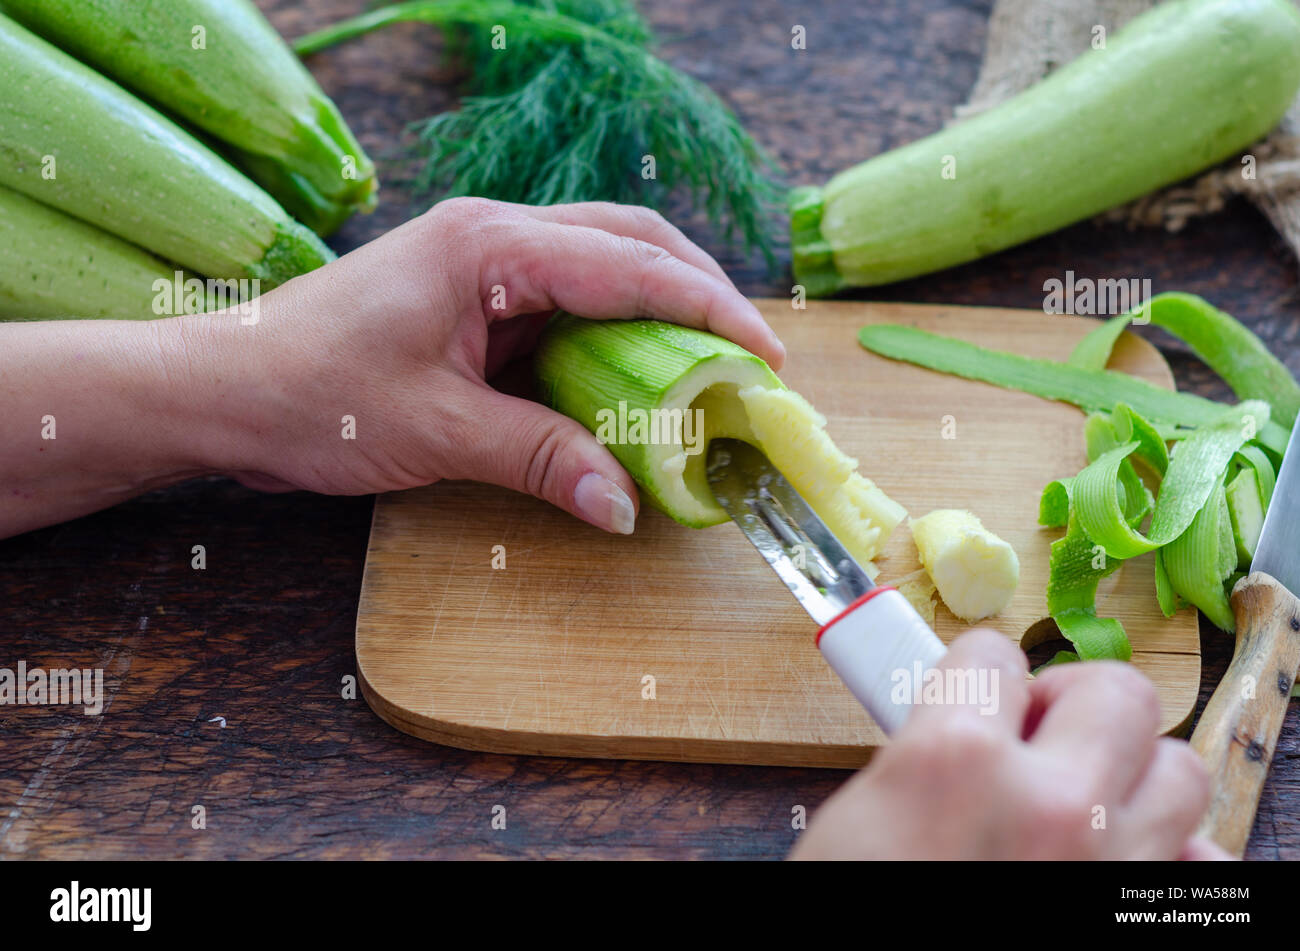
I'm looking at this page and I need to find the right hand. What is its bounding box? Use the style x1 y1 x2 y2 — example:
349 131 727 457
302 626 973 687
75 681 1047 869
791 629 1233 860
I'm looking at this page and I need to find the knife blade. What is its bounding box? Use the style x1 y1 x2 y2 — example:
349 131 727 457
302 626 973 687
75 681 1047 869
707 438 946 734
1247 420 1300 596
705 438 874 625
1190 416 1300 856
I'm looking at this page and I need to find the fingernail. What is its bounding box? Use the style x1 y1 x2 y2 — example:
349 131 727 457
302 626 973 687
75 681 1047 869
770 336 787 366
574 472 636 534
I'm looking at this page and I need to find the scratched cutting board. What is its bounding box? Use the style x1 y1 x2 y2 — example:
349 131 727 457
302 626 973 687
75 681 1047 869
355 301 1199 767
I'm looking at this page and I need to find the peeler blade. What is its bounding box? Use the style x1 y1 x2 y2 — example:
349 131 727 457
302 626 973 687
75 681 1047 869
706 438 874 626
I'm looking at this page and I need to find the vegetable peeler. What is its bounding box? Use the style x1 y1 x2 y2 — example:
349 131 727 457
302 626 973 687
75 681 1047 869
706 438 947 735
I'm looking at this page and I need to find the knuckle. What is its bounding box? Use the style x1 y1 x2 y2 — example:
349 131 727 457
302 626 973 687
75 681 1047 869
585 199 626 216
627 204 670 231
621 233 675 266
521 417 572 500
432 195 501 223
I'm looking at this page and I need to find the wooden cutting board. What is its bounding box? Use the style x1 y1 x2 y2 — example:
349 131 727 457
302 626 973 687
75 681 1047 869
354 301 1200 768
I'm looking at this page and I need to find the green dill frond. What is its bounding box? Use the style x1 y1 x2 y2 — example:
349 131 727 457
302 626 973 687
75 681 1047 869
296 0 785 266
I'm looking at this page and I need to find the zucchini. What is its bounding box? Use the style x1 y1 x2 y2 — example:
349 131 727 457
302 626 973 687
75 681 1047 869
0 0 377 237
0 185 182 320
535 316 906 570
793 0 1300 294
909 509 1019 622
0 12 332 287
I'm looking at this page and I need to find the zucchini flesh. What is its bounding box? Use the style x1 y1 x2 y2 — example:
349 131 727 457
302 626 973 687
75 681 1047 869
793 0 1300 294
0 0 377 237
535 316 906 569
909 509 1019 622
0 13 332 287
0 185 182 320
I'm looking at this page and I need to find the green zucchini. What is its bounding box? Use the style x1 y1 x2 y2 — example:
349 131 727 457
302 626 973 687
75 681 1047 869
0 12 332 287
0 185 181 320
535 316 907 570
0 0 377 237
793 0 1300 294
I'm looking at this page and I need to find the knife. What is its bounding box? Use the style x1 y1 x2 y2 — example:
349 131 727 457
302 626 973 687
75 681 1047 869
1190 418 1300 856
706 438 947 735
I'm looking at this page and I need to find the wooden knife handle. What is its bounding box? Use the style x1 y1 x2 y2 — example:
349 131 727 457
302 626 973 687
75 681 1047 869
1189 572 1300 856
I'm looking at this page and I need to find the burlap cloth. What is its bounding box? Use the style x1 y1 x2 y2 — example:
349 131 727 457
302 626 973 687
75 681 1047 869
957 0 1300 253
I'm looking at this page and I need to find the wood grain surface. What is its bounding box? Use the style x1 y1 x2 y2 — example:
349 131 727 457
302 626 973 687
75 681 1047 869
2 0 1298 859
357 301 1199 766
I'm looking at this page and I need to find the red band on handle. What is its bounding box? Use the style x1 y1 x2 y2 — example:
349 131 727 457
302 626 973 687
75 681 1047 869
815 585 898 646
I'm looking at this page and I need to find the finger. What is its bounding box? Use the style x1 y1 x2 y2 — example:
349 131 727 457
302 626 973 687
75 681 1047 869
443 381 639 535
899 627 1031 738
1180 834 1237 861
1027 661 1160 802
499 201 739 289
1118 738 1211 859
478 218 785 369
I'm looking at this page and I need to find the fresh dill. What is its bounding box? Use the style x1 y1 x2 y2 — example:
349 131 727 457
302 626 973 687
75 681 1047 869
295 0 786 266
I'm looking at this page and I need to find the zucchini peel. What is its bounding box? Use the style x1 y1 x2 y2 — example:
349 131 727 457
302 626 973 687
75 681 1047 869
858 294 1293 657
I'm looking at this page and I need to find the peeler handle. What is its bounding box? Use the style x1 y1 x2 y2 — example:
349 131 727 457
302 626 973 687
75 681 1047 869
816 587 947 736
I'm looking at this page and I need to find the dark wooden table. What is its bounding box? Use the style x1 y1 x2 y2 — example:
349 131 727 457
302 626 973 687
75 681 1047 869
2 0 1297 860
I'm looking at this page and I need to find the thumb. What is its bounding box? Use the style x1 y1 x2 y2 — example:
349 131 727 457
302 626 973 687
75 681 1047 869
452 384 639 535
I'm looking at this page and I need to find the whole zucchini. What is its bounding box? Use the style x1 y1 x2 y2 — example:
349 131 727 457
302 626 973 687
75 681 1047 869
792 0 1300 294
0 12 332 288
0 0 377 237
0 185 184 321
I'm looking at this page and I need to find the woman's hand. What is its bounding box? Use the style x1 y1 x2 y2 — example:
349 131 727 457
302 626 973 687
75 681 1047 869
791 629 1233 860
0 199 782 539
